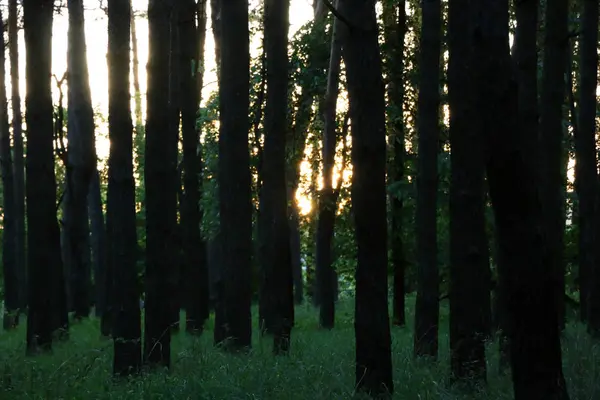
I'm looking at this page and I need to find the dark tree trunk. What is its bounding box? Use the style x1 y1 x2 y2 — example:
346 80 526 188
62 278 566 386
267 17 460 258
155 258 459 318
259 0 294 354
413 0 442 359
168 0 181 333
289 206 303 305
131 4 145 222
213 0 253 351
447 0 489 383
89 170 107 317
181 0 209 335
539 0 568 331
144 0 175 368
286 7 329 306
382 0 407 328
108 0 142 376
315 0 343 330
0 11 19 330
479 0 570 398
9 0 26 312
579 0 600 333
66 0 96 320
24 0 67 352
338 0 394 395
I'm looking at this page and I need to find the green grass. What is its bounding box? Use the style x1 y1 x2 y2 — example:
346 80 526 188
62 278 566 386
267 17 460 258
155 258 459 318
0 297 599 399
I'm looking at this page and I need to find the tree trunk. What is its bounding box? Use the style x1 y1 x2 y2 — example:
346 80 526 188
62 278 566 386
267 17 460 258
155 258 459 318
382 0 407 328
539 0 568 331
338 0 394 395
9 0 26 313
0 11 19 330
181 0 209 335
260 0 294 354
286 5 329 306
578 0 600 333
144 0 176 368
24 0 67 352
413 0 442 360
315 1 344 330
447 0 489 383
107 0 142 376
480 0 570 398
66 0 96 320
131 3 145 222
213 0 253 351
89 170 107 317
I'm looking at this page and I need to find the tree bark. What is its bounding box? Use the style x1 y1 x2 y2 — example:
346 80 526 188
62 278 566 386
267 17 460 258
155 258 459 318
66 0 96 320
24 0 67 353
9 0 27 312
144 0 176 368
108 0 142 376
382 0 407 328
338 0 394 395
447 0 489 383
413 0 442 360
539 0 568 331
213 0 253 350
181 0 209 335
0 11 19 330
259 0 294 354
315 1 344 330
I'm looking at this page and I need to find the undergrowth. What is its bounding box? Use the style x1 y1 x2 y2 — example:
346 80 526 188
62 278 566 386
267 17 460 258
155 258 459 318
0 297 598 399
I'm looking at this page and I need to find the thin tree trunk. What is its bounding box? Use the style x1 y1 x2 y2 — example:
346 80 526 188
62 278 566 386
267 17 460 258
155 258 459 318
89 170 107 317
0 11 19 330
144 0 175 368
382 0 407 328
9 0 26 312
181 0 209 335
413 0 442 360
315 2 344 330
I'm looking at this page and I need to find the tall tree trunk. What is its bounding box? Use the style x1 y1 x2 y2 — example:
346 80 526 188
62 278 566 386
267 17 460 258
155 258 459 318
210 0 221 79
286 5 329 306
413 0 442 360
338 0 394 395
9 0 26 312
181 0 209 335
382 0 407 328
501 0 539 367
89 170 107 318
0 11 19 330
315 2 344 330
579 0 600 333
539 0 568 331
260 0 293 354
131 4 145 222
480 0 569 398
168 0 182 333
66 0 96 320
448 0 489 383
108 0 142 376
213 0 253 350
144 0 175 368
24 0 67 352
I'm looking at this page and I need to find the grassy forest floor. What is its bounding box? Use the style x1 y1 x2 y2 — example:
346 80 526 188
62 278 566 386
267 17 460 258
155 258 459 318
0 296 599 399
